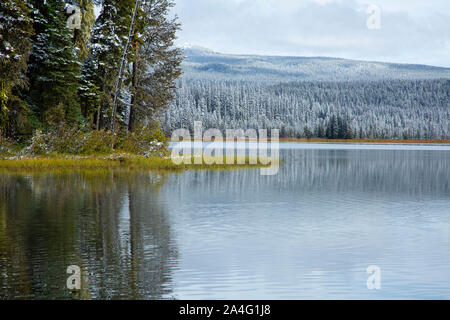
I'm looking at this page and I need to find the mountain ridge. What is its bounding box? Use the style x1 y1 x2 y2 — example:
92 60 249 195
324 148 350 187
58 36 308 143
180 46 450 82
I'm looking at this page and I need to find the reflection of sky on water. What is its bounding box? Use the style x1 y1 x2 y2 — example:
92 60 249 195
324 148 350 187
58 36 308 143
1 145 449 299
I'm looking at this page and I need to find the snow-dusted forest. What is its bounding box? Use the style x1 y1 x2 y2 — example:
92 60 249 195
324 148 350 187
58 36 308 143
164 78 449 139
1 0 182 143
162 48 450 139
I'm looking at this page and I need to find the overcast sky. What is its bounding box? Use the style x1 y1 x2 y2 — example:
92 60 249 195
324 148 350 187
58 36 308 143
171 0 450 67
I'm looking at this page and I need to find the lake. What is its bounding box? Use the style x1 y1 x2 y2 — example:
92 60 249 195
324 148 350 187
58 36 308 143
1 143 449 299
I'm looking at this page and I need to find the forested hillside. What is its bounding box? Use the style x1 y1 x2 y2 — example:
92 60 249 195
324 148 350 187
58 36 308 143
180 46 450 82
164 78 449 139
1 0 182 149
162 47 450 139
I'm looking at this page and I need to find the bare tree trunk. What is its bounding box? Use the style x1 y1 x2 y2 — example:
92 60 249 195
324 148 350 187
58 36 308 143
128 42 139 133
96 107 101 130
96 79 106 130
111 0 141 134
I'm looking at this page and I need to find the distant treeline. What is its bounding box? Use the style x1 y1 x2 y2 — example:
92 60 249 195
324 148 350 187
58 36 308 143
0 0 182 141
163 79 450 139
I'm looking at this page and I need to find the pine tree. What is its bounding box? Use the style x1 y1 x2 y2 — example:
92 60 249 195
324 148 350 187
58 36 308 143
70 0 97 124
87 0 135 130
0 0 34 137
79 55 101 123
127 0 183 132
326 115 340 139
304 126 312 139
27 0 82 126
332 115 340 139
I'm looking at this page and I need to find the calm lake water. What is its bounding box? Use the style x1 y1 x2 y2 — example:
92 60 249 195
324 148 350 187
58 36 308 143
1 143 449 299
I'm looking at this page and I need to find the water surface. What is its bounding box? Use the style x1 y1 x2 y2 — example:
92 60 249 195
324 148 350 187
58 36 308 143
1 143 449 299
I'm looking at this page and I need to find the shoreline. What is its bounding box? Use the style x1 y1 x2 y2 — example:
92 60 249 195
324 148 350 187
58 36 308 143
1 138 448 171
0 154 267 172
170 138 450 144
278 138 450 144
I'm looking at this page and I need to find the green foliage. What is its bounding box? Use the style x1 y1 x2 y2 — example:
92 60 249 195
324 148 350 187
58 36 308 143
2 0 183 147
0 137 15 157
26 129 48 155
24 122 168 156
127 0 183 132
25 127 111 155
117 123 168 156
86 0 136 130
303 126 313 139
0 0 34 137
79 130 116 155
27 0 82 126
326 115 353 139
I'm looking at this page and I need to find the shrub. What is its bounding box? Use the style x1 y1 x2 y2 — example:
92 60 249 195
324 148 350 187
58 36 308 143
0 137 14 157
116 124 168 157
25 129 49 155
22 123 167 156
79 130 116 155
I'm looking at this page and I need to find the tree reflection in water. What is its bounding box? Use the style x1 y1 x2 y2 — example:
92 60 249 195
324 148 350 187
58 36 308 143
0 171 177 299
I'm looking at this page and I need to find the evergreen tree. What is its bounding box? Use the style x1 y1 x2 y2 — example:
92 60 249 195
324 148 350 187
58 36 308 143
79 54 101 123
27 0 82 126
70 0 96 123
164 77 449 140
303 126 312 139
0 0 34 138
86 0 135 130
326 115 340 139
127 0 183 132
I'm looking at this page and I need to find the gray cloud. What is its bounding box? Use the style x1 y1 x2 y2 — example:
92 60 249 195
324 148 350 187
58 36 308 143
172 0 450 67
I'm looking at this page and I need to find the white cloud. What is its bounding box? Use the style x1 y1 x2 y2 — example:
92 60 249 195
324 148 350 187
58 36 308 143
171 0 450 67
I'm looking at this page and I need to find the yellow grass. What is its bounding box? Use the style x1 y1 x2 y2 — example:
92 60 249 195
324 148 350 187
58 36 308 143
0 155 269 172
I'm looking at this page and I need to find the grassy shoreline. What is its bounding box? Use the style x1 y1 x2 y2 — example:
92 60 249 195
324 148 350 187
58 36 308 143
0 154 268 172
1 138 447 172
